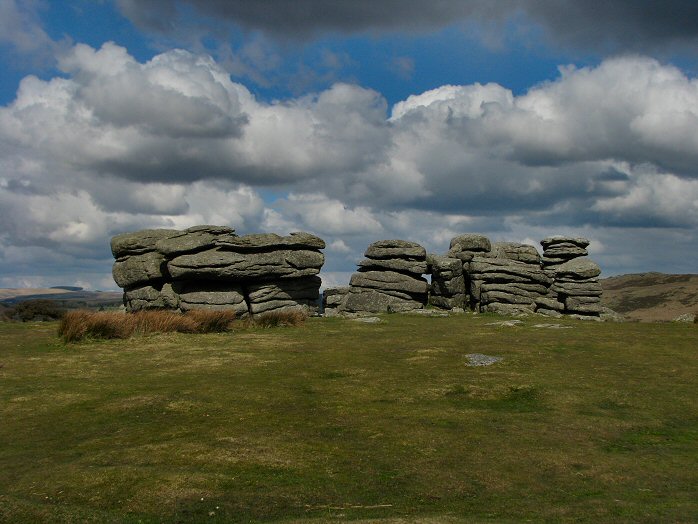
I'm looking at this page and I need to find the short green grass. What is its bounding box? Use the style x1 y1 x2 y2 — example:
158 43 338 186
1 314 697 523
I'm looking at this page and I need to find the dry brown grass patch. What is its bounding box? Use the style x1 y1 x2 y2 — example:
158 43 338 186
251 308 308 328
185 309 237 332
58 309 238 342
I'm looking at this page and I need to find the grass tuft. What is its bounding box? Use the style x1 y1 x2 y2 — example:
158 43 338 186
185 309 237 333
251 308 308 328
58 309 238 342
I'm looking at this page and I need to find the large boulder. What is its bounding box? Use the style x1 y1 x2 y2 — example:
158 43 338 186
111 226 326 315
449 234 491 253
342 288 424 314
111 229 178 258
555 258 601 280
112 251 167 288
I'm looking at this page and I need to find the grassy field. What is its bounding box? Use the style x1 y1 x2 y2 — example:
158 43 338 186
1 314 697 523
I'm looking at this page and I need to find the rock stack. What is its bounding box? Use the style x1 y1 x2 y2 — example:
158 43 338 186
427 254 465 310
551 257 603 318
324 240 429 315
460 240 551 316
540 236 589 272
111 226 325 316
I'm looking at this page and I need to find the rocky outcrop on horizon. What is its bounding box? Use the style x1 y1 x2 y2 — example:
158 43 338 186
323 233 603 320
111 226 325 316
324 240 429 315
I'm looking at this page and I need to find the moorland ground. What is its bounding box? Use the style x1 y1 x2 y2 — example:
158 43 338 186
0 314 697 522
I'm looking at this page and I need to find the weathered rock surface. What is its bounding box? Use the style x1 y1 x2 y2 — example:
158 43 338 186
364 240 426 260
172 281 248 315
111 229 178 258
541 236 589 248
555 258 601 280
357 258 427 275
168 249 324 281
156 225 237 256
113 251 167 288
443 232 603 318
247 276 321 315
215 232 325 252
123 283 179 311
429 255 466 310
342 288 424 313
322 287 350 316
325 239 428 315
468 258 552 286
491 242 541 265
350 271 429 296
112 227 325 316
449 234 491 253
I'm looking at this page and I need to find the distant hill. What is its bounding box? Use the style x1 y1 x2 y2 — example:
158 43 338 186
601 273 698 322
0 288 123 310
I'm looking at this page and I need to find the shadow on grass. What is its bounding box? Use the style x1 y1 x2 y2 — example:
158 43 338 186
445 384 545 413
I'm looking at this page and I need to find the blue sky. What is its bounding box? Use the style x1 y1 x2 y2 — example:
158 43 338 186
1 0 698 289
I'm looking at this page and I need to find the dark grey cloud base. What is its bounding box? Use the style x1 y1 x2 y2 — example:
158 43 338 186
117 0 698 53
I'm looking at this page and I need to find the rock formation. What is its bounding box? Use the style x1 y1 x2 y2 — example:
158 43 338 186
324 240 429 315
323 233 603 320
111 226 325 316
427 254 465 310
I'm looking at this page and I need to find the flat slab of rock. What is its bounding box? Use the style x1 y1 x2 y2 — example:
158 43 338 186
364 240 426 260
350 270 429 296
111 229 178 258
215 232 325 251
481 290 536 305
358 258 427 275
155 225 237 256
481 282 549 297
483 303 535 315
342 288 424 313
168 249 324 280
541 236 590 249
465 354 503 366
173 281 246 308
542 243 588 258
532 323 572 329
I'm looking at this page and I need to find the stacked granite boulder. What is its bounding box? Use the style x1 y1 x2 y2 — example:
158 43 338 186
550 257 603 318
111 226 325 316
538 236 602 318
324 240 429 315
449 236 552 315
427 254 465 310
541 237 590 272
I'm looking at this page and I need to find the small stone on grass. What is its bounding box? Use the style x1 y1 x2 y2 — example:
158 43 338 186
465 354 503 367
